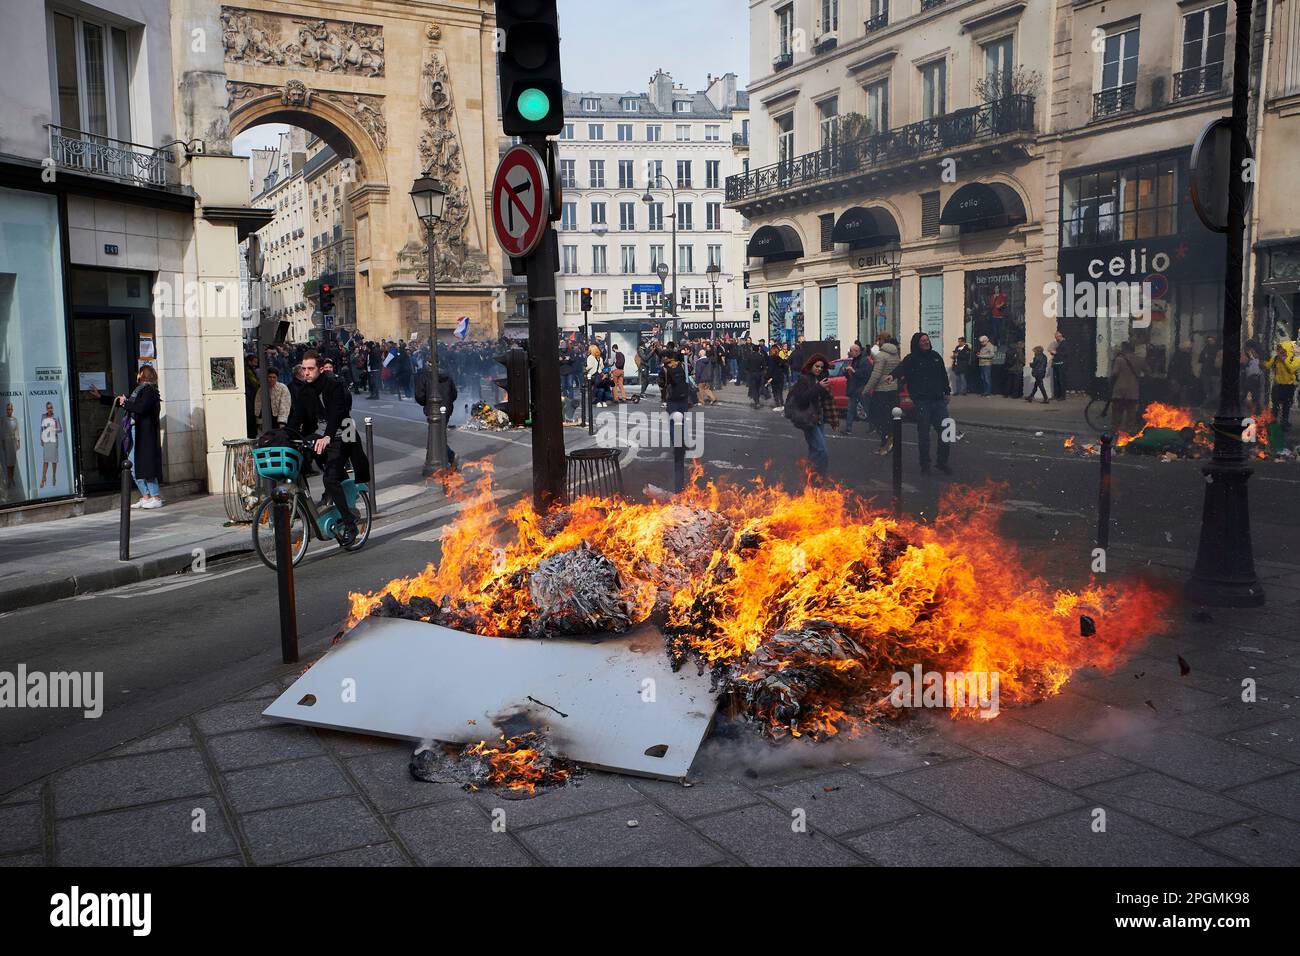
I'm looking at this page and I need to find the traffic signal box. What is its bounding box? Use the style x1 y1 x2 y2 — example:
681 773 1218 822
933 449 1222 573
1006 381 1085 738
497 1 564 136
580 287 592 312
319 282 335 317
496 347 531 426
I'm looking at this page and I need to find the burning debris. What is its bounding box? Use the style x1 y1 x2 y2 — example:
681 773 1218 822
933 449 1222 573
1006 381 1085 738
461 401 513 431
348 471 1172 743
410 731 582 797
1066 403 1294 460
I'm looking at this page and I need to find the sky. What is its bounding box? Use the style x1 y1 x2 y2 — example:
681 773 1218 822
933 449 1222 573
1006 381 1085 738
231 0 750 155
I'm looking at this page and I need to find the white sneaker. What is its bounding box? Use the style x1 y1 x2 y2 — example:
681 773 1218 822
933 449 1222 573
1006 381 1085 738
141 497 163 509
773 406 784 413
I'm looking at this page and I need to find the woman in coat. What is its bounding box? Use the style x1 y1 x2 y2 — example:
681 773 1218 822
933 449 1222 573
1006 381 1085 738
91 365 163 508
1109 341 1145 432
863 336 901 454
785 353 839 481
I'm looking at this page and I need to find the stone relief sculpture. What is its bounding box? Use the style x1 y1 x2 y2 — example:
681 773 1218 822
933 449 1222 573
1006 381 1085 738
221 7 385 78
318 92 387 153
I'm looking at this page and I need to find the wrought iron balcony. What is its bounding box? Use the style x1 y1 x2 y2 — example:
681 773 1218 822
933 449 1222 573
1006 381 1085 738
921 0 947 9
732 131 749 147
725 95 1035 205
814 33 838 54
865 3 889 33
1174 63 1224 99
773 51 794 72
1092 83 1137 120
46 125 177 188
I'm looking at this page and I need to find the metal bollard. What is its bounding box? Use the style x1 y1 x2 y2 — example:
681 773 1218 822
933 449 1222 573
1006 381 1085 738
585 379 594 436
364 416 378 515
891 406 904 516
1097 432 1113 551
119 457 132 561
273 483 299 664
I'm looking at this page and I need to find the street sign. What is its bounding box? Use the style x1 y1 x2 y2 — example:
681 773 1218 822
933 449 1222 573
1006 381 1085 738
491 144 550 258
631 283 662 294
1189 117 1253 234
324 314 335 328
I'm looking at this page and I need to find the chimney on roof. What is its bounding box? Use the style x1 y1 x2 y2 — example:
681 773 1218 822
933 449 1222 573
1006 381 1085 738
649 69 674 112
705 71 740 111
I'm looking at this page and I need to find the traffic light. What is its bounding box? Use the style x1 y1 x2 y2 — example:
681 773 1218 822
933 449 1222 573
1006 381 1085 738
496 1 564 136
580 287 592 312
662 292 675 315
319 282 335 317
495 347 530 426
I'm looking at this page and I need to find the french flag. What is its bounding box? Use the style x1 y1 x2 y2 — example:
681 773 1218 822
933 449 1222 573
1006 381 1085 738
454 316 470 340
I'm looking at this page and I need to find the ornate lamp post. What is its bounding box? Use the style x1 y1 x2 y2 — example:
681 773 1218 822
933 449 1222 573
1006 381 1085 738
706 262 721 343
410 174 449 476
643 174 678 342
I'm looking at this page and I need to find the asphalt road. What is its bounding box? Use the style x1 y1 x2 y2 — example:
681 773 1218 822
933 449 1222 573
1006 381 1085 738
2 384 1297 792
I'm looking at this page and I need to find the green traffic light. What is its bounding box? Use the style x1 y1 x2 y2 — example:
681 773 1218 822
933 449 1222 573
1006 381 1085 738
517 87 550 122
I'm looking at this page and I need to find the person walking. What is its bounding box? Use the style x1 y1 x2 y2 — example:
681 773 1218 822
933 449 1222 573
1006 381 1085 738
695 348 718 405
395 343 414 400
976 336 996 396
610 345 628 402
842 344 872 434
1265 339 1299 429
1027 346 1050 403
1109 340 1145 432
745 343 766 409
255 368 293 431
889 332 952 475
768 345 789 411
784 353 838 483
864 335 901 455
414 359 459 468
90 365 163 508
367 342 382 400
660 346 692 492
1049 332 1069 401
951 337 972 396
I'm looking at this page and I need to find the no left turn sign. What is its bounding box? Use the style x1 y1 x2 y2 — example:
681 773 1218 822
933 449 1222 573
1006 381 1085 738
491 144 550 258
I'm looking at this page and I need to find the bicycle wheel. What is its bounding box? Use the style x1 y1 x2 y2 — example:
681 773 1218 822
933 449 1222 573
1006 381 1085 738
251 496 311 570
1084 397 1112 434
342 489 373 552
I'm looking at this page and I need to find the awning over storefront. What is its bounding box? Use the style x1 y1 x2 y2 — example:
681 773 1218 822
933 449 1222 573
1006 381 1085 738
940 182 1027 231
747 224 804 262
831 206 901 247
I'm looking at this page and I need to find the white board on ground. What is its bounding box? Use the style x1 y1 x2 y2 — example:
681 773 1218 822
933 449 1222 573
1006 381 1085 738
263 617 718 781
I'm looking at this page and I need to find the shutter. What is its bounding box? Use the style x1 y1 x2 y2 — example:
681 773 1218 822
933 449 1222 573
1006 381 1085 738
921 191 941 237
819 213 835 251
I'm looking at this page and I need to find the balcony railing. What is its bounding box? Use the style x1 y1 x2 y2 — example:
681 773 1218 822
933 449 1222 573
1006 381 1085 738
732 131 749 147
725 95 1035 204
1174 63 1224 99
1092 83 1137 119
865 3 889 32
46 125 176 188
921 0 947 9
773 51 794 71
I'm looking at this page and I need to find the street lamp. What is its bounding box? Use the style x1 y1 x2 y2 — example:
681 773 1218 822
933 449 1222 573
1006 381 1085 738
706 262 721 343
643 174 678 343
410 174 449 476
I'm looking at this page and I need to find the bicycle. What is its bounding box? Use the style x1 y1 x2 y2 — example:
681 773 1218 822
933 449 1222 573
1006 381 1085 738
250 437 373 570
1084 385 1112 434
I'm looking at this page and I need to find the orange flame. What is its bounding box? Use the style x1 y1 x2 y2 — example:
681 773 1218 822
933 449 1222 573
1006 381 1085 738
461 733 573 795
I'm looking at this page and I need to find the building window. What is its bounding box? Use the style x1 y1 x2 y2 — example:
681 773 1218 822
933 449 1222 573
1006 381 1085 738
617 123 633 141
1096 25 1140 117
618 160 635 189
591 201 607 226
559 159 576 188
865 79 889 133
777 4 794 58
675 100 693 113
623 98 640 111
559 123 574 139
982 37 1014 99
561 202 577 231
921 190 941 236
822 0 839 32
648 202 665 231
593 289 608 312
676 160 692 188
1060 159 1179 248
582 97 600 111
621 245 636 274
920 59 947 119
776 113 795 167
623 289 643 309
820 213 835 252
51 11 136 141
707 202 722 231
647 124 662 142
708 244 722 270
589 159 605 187
562 245 578 274
646 159 663 184
866 0 889 31
818 97 839 150
675 124 692 141
588 123 604 140
678 202 693 231
1178 4 1227 99
705 125 720 141
650 245 665 271
619 201 636 230
705 160 721 189
565 289 580 313
592 246 608 274
679 244 694 273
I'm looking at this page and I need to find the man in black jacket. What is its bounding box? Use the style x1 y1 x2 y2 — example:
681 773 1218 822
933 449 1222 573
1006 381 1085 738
367 341 382 400
290 351 369 545
414 363 458 468
659 345 690 492
889 332 953 475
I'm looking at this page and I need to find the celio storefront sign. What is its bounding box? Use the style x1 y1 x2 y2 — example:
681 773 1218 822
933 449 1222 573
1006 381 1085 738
852 248 898 270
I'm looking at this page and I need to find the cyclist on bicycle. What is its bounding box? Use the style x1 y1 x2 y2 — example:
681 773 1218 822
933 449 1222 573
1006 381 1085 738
289 350 370 547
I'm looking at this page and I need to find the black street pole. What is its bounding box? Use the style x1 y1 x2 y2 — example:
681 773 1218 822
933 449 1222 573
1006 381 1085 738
1097 433 1113 551
118 457 132 561
583 302 593 434
1186 0 1264 607
272 483 298 663
524 137 567 512
422 222 448 475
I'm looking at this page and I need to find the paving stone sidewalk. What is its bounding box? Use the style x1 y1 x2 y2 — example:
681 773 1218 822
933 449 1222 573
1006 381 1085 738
4 553 1297 867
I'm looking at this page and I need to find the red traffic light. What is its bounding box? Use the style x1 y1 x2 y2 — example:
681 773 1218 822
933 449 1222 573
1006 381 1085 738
321 284 334 294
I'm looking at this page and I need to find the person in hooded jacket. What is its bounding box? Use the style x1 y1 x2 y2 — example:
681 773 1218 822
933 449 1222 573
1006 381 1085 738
889 332 952 475
1265 339 1299 429
863 334 901 455
414 361 459 467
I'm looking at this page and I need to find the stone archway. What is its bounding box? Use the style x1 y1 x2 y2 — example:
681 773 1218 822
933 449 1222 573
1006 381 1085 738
217 2 502 341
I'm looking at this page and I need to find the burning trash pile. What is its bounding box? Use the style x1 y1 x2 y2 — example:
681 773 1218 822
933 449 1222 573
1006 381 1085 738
460 401 514 431
410 732 581 797
1065 403 1292 461
349 472 1171 745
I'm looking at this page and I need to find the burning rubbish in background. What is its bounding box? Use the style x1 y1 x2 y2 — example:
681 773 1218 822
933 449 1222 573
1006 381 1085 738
410 732 581 797
348 467 1172 768
1066 403 1292 461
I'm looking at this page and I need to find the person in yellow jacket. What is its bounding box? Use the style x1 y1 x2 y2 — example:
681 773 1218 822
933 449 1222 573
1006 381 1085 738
1265 339 1299 429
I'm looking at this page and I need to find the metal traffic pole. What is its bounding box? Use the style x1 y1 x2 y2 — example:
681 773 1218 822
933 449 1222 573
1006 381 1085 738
364 416 379 514
273 481 299 664
891 406 904 516
118 457 132 561
1097 432 1113 552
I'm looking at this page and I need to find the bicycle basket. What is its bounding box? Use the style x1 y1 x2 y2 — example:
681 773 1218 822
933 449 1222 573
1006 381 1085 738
252 445 303 481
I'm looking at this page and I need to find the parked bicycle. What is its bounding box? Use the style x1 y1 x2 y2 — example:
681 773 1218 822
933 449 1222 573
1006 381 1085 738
1084 383 1112 434
250 437 372 569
